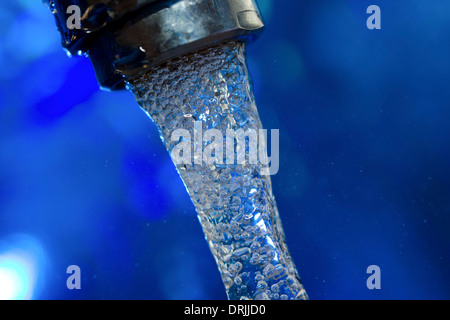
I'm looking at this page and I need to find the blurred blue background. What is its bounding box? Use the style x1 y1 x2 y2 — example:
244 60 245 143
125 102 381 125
0 0 449 300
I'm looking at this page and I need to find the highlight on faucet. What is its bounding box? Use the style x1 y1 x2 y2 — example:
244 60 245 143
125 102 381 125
0 0 449 303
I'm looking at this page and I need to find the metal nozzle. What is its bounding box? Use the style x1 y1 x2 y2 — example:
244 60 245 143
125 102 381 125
46 0 264 91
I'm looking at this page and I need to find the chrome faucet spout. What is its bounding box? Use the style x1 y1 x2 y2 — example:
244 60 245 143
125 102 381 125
45 0 264 90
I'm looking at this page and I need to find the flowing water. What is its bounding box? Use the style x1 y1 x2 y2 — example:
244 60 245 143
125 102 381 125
126 42 308 300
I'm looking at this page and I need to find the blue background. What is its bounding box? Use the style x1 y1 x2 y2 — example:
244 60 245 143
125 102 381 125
0 0 449 299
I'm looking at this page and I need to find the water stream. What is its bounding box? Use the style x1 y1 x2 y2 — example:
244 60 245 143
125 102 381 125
126 42 307 300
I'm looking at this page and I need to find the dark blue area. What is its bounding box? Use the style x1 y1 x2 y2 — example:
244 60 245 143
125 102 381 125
0 0 449 299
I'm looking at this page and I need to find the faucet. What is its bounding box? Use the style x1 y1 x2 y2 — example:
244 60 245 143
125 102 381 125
45 0 264 90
